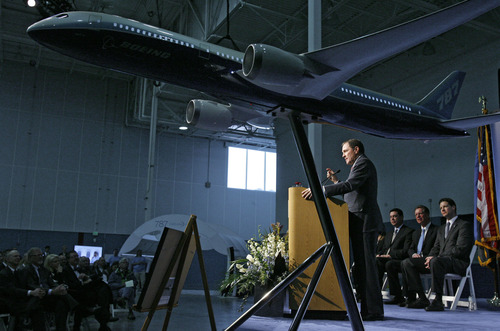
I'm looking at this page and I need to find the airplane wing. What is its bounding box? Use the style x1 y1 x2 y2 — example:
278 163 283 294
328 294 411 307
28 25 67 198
440 111 500 130
294 0 500 100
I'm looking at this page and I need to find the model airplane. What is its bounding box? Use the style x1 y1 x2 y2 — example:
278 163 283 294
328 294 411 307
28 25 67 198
27 0 500 139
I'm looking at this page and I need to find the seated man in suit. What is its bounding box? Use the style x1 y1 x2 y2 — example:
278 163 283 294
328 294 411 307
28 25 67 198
400 205 439 308
15 247 69 331
423 198 474 311
62 250 113 331
108 258 137 320
376 208 414 305
0 249 46 331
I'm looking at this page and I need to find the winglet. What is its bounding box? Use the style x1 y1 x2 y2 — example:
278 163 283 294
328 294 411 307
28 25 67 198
417 71 466 120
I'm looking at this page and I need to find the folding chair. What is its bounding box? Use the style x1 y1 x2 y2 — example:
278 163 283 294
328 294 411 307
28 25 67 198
428 245 477 310
0 313 16 331
380 273 391 300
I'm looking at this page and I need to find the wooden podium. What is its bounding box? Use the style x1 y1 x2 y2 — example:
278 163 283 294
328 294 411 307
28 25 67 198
288 187 349 319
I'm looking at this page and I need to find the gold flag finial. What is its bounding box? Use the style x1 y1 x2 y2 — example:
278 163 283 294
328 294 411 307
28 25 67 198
479 96 488 114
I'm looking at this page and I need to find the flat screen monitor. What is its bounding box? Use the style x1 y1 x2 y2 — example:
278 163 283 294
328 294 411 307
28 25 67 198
74 245 103 264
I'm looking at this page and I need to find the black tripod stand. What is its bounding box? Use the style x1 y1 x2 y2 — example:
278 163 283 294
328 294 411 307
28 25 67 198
225 111 364 330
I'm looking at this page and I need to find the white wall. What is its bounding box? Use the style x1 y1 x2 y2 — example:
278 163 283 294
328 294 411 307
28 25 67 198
0 60 275 240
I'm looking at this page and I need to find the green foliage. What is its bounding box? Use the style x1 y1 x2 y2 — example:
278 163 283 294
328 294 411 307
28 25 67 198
220 222 289 310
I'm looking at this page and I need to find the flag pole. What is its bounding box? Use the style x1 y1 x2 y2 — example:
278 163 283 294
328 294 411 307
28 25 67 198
488 258 500 307
479 94 500 307
489 85 500 307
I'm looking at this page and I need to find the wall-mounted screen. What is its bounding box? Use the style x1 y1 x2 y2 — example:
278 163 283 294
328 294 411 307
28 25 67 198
74 245 103 264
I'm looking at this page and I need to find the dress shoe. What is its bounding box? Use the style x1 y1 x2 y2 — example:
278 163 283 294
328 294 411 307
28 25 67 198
406 298 430 309
385 297 404 305
425 299 444 311
399 299 412 307
127 310 136 320
109 316 119 322
362 314 384 321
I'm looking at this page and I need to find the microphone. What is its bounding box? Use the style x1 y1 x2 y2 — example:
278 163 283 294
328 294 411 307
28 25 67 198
321 169 340 185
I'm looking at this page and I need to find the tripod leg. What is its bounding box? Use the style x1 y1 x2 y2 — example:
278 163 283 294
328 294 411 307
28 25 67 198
288 111 363 330
289 244 333 331
224 244 327 330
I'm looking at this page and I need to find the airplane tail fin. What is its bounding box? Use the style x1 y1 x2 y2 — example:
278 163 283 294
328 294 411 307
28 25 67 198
416 71 466 120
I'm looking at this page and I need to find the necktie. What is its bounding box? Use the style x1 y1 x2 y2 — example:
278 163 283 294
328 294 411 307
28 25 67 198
417 228 425 255
34 266 43 287
387 229 398 254
445 221 451 239
391 229 398 243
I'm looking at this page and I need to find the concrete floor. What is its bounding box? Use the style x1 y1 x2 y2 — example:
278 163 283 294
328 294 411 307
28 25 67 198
82 291 242 330
79 292 500 331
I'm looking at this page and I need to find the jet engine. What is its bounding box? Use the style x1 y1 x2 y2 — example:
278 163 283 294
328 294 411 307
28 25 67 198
186 99 232 131
242 44 305 86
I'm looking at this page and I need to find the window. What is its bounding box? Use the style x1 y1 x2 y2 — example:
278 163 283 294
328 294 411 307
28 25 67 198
227 146 276 192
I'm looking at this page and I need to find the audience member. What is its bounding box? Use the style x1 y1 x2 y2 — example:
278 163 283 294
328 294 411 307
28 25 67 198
79 256 94 276
0 249 46 331
44 254 65 285
15 247 69 331
43 245 51 259
62 250 113 331
376 208 413 305
0 250 7 271
58 252 68 267
109 261 119 275
108 249 121 266
130 249 148 290
94 257 111 283
108 258 137 320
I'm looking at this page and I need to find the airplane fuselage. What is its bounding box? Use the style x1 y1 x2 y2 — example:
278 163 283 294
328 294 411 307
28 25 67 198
27 12 471 139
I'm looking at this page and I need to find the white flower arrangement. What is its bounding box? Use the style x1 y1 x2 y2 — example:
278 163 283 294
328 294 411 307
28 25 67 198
220 222 289 309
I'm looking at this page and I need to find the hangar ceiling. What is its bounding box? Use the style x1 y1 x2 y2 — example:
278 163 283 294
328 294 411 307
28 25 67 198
1 0 500 147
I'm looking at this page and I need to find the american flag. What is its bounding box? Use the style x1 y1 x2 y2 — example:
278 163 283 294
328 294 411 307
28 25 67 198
475 124 500 267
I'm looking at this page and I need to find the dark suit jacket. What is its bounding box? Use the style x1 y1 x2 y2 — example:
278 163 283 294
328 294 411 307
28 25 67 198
0 266 38 314
0 267 30 298
407 223 439 258
61 264 84 292
324 154 383 232
16 264 58 290
428 217 474 273
378 225 414 260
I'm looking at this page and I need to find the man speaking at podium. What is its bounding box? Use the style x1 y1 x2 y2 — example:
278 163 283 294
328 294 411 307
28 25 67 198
301 138 384 321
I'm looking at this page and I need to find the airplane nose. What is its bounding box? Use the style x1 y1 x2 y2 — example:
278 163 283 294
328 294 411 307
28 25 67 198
27 13 63 34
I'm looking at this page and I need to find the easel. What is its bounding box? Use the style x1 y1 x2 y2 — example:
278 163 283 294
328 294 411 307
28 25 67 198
225 111 363 330
135 215 216 330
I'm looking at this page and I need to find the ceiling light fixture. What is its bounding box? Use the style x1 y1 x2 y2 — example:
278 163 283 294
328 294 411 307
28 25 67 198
26 0 74 18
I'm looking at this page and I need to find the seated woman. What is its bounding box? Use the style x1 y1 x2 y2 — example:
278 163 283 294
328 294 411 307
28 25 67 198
44 254 65 285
